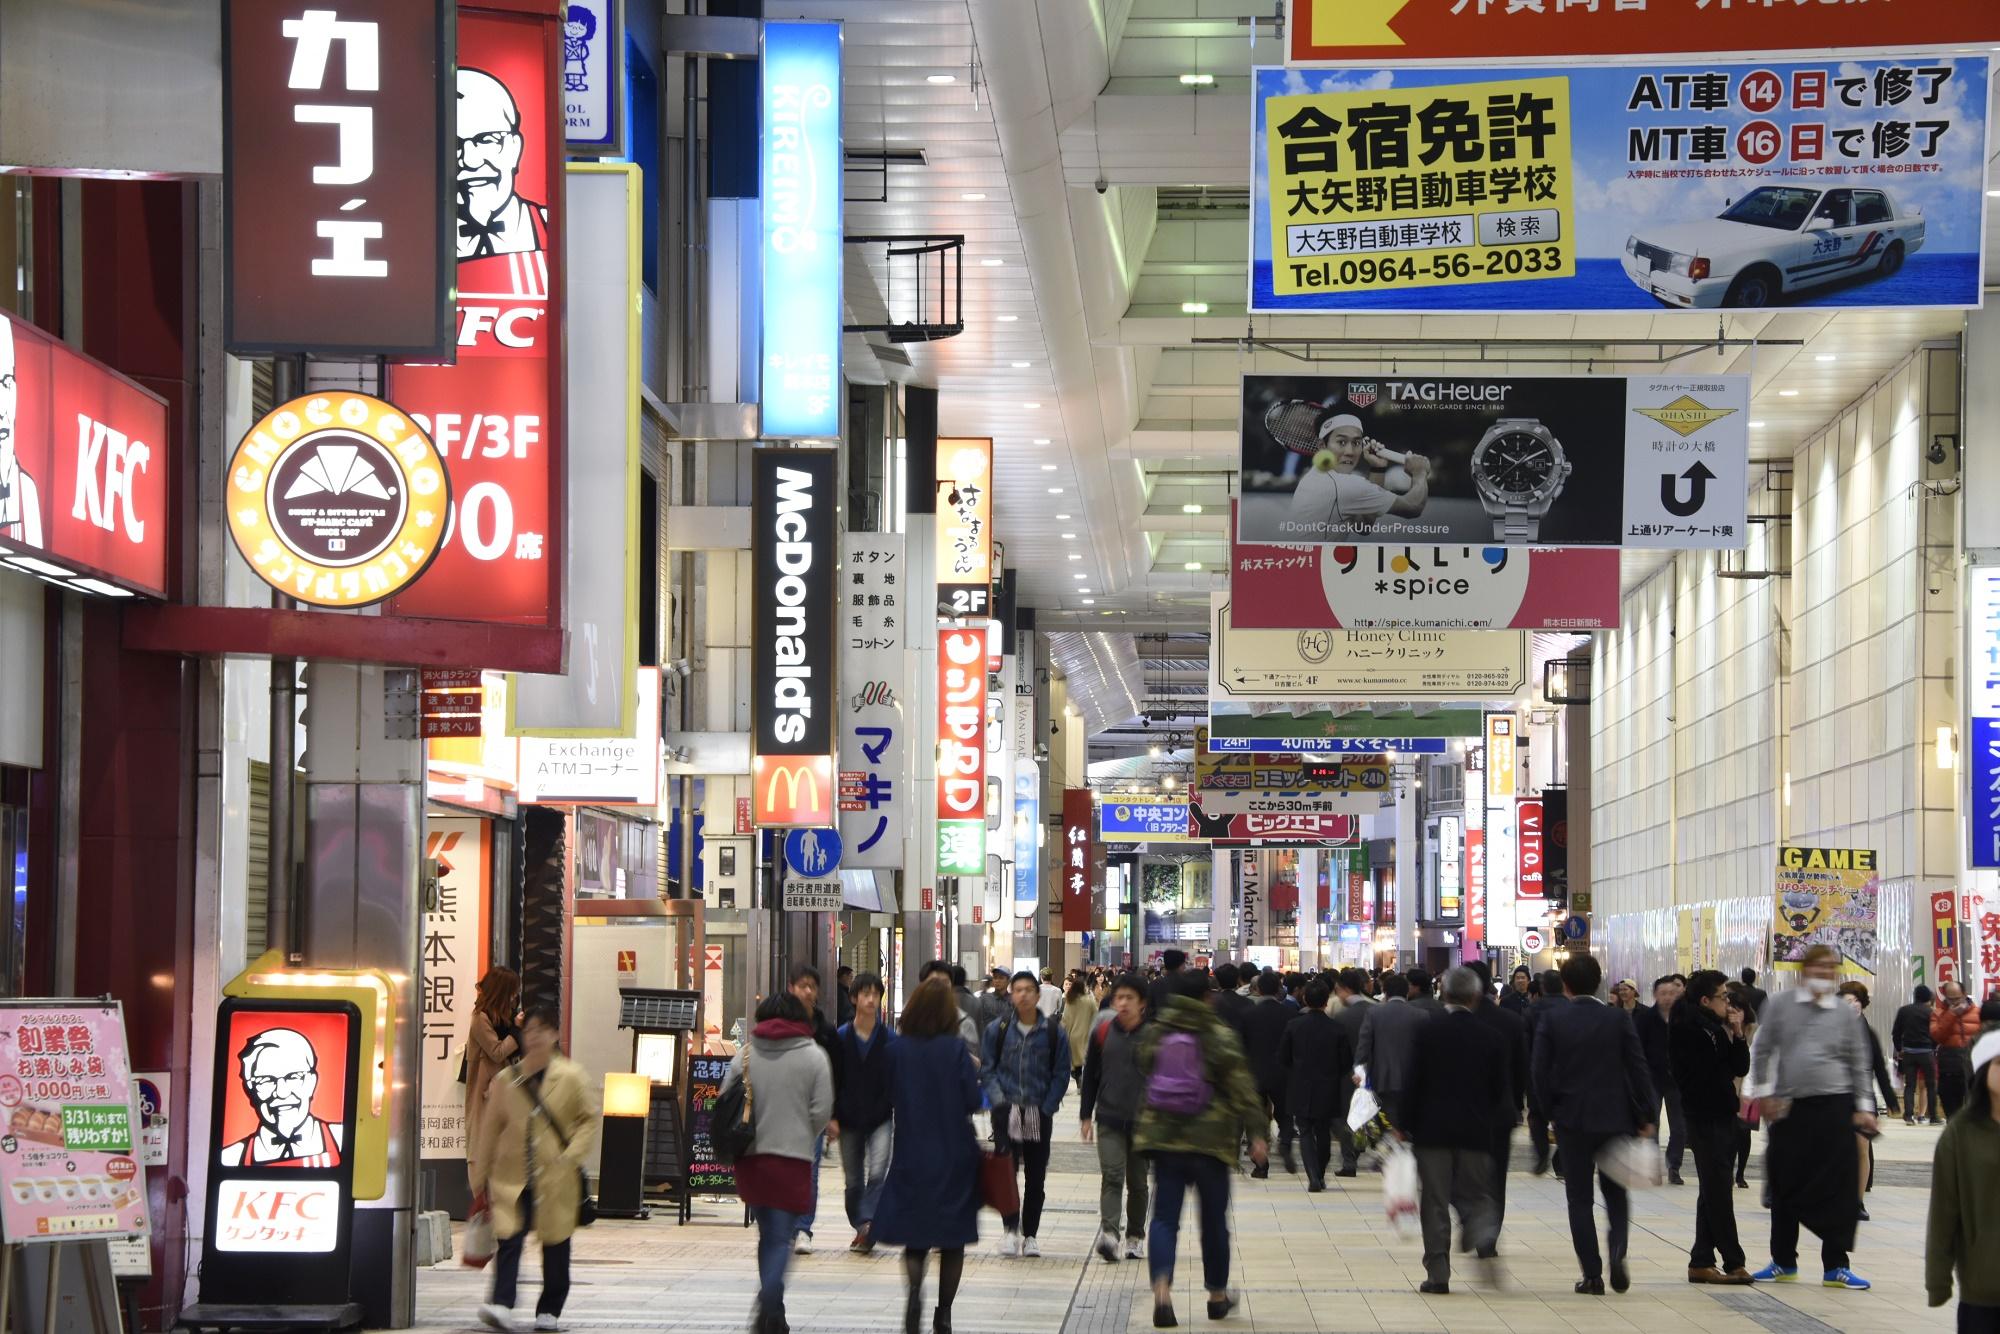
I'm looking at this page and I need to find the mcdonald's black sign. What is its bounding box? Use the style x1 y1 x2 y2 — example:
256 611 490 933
751 448 838 826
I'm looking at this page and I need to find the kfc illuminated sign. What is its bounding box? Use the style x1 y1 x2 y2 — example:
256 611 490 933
0 310 170 597
752 450 837 826
224 1 453 357
215 1180 342 1253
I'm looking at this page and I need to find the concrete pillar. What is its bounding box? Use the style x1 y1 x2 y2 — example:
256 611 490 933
1297 849 1320 970
1396 784 1419 968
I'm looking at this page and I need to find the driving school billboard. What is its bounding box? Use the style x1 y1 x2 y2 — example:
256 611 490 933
1238 373 1749 549
1252 56 1989 313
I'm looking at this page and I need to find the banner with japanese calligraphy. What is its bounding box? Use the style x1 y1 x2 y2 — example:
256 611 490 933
1252 56 1989 313
936 437 994 619
839 534 909 868
937 627 988 876
419 818 488 1159
1229 504 1621 629
1211 595 1528 700
1062 788 1095 932
1238 372 1750 549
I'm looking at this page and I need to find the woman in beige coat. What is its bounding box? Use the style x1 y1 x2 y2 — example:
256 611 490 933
465 966 520 1183
471 1006 598 1333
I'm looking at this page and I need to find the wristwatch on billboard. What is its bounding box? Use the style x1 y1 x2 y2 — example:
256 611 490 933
1471 417 1572 542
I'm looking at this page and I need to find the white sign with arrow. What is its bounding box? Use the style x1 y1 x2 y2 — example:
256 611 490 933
1209 595 1527 701
1621 377 1750 550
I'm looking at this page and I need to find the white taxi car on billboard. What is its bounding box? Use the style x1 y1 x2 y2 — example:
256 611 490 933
1621 184 1923 308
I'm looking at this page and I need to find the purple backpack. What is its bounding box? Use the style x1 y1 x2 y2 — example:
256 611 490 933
1146 1032 1214 1116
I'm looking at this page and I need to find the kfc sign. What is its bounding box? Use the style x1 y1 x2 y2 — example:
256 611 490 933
0 310 170 597
214 1180 342 1253
385 6 565 628
224 1 453 357
751 449 837 826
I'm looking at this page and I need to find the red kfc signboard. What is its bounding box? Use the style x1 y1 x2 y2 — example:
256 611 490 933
386 6 564 629
937 628 987 826
1518 798 1545 901
0 309 171 597
1062 789 1095 933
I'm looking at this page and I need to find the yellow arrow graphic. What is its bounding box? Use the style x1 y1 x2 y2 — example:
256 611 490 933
1308 0 1410 49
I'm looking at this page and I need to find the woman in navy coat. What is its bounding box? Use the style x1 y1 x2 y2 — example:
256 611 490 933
871 975 982 1334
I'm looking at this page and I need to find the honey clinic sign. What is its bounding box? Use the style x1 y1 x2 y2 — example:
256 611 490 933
226 391 450 608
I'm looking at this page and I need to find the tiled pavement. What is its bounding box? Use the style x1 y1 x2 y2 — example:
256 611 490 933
413 1119 1955 1334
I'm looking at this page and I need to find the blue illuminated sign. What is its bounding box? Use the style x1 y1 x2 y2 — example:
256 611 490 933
1971 568 2000 868
1206 737 1449 755
1099 802 1190 839
760 20 843 440
1014 762 1040 915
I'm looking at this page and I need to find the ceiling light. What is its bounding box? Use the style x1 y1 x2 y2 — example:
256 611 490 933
1081 599 1096 606
1041 464 1058 472
1750 420 1766 428
1033 437 1051 445
927 73 957 85
69 577 134 598
1073 573 1088 580
1079 588 1092 595
1149 744 1162 759
1179 73 1215 86
1067 552 1082 560
1061 532 1077 539
1010 360 1030 367
996 314 1018 322
5 555 77 579
1023 401 1041 408
1814 353 1837 362
1183 561 1202 571
961 192 987 201
1181 301 1209 314
1048 487 1064 494
1056 513 1072 520
1162 774 1177 790
1777 389 1799 397
1182 502 1203 514
1989 189 2000 198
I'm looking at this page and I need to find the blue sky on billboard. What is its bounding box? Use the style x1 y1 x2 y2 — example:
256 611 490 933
761 21 843 439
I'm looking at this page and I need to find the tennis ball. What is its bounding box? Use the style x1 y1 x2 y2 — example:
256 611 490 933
1311 449 1338 472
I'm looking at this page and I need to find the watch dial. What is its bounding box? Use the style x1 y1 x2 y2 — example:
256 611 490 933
1486 431 1555 498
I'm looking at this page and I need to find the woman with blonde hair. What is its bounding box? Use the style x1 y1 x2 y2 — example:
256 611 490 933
465 966 521 1180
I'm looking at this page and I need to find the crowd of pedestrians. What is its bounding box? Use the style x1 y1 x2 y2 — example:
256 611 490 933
660 952 1998 1332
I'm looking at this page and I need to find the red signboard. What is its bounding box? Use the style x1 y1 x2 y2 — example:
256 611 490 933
1932 889 1960 989
386 5 564 629
736 797 752 836
1518 799 1545 901
1062 789 1095 933
1468 830 1486 935
1286 0 2000 65
751 754 835 829
937 628 987 825
0 309 171 597
223 0 453 357
1191 805 1357 844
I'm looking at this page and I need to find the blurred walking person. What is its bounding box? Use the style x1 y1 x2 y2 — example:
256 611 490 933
1139 970 1268 1328
1894 985 1940 1124
1062 974 1098 1082
1934 982 1981 1120
1079 973 1151 1260
834 971 896 1252
1669 970 1753 1285
1240 970 1296 1175
871 976 983 1334
1328 969 1374 1177
1401 967 1509 1293
1745 945 1879 1291
1279 978 1350 1192
464 966 521 1188
1355 972 1429 1129
980 970 1072 1257
1635 976 1688 1185
1467 959 1527 1228
1925 1031 2000 1331
721 992 834 1333
787 965 842 1254
1523 970 1565 1177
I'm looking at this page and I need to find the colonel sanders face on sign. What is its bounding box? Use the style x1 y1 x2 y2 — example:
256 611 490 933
241 1027 320 1145
0 317 19 529
455 69 545 259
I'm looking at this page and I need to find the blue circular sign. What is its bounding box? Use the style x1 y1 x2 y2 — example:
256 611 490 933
784 827 842 878
1562 914 1588 940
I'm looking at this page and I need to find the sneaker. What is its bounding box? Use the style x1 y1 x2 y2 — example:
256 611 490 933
1021 1236 1041 1258
1096 1230 1120 1263
533 1317 560 1333
476 1305 514 1332
995 1230 1021 1258
1749 1263 1799 1283
1823 1268 1871 1290
793 1232 814 1255
1123 1238 1144 1260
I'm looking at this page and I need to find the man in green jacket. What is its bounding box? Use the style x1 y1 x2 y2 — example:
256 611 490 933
1927 1030 2000 1322
1136 971 1268 1329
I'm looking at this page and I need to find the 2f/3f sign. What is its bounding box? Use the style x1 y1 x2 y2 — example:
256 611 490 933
760 21 843 440
223 0 453 357
752 449 838 826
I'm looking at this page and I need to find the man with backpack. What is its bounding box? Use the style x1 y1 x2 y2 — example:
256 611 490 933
1137 969 1268 1329
1079 973 1150 1262
980 970 1072 1258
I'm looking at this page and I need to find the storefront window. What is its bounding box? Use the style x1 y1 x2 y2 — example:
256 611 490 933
0 790 26 996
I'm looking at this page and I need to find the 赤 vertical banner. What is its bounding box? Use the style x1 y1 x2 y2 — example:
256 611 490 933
223 0 453 357
759 20 843 440
419 818 488 1159
935 437 993 618
512 164 641 735
387 5 565 628
751 450 838 826
839 533 908 867
936 627 987 875
1062 788 1094 933
1517 797 1544 901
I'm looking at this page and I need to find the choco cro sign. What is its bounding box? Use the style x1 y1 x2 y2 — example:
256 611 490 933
0 309 170 596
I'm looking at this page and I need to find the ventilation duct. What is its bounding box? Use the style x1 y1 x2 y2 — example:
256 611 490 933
1048 631 1145 737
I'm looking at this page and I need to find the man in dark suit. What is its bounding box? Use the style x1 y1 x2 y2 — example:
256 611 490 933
1401 966 1510 1293
1468 960 1528 1227
1211 962 1253 1034
1279 978 1349 1190
1240 970 1296 1175
1531 954 1658 1296
1329 968 1375 1176
1738 967 1767 1021
1145 949 1189 1018
1633 976 1688 1184
1406 967 1443 1013
1356 972 1431 1128
1523 969 1564 1176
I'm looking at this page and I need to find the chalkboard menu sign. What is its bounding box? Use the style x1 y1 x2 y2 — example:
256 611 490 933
682 1056 737 1197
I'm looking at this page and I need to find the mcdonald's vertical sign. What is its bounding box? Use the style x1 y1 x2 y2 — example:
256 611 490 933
751 449 838 826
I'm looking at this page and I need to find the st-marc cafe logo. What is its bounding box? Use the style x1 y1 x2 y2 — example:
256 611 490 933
1633 394 1738 438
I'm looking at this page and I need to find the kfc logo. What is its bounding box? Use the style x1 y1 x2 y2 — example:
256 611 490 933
220 1027 344 1169
0 319 35 544
456 68 549 263
214 1179 342 1253
69 416 151 544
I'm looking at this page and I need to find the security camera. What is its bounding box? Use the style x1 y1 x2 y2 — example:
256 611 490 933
1094 177 1108 195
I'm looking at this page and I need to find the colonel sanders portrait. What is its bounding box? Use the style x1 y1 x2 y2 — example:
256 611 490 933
0 317 43 545
455 68 549 260
220 1026 344 1168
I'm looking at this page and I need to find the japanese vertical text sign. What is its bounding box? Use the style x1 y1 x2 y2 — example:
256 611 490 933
419 819 488 1159
838 533 909 867
1516 797 1544 901
937 627 988 876
1252 58 1989 314
935 437 994 618
1968 567 2000 867
386 5 566 627
223 0 453 357
760 21 843 440
0 1001 148 1245
752 449 838 827
1484 713 1516 803
1062 788 1094 933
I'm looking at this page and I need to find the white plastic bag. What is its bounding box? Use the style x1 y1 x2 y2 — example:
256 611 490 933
1346 1086 1381 1134
1381 1141 1418 1234
1596 1135 1667 1191
461 1208 495 1268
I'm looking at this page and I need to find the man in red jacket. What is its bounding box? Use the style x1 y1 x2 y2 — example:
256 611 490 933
1932 982 1981 1119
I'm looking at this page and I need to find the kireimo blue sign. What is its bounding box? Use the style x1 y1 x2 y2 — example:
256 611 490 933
760 20 843 440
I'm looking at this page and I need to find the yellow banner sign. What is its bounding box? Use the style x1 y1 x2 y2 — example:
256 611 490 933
1263 76 1575 299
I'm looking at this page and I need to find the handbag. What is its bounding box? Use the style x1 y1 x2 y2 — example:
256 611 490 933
1738 1095 1762 1128
978 1148 1020 1216
461 1204 495 1268
1596 1134 1667 1190
1380 1141 1418 1234
524 1074 597 1228
711 1059 756 1164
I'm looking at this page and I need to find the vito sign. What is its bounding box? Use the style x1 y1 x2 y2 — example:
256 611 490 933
752 450 838 827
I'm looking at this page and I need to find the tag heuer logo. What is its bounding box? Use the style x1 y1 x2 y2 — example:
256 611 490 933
1636 394 1737 438
1345 383 1378 409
